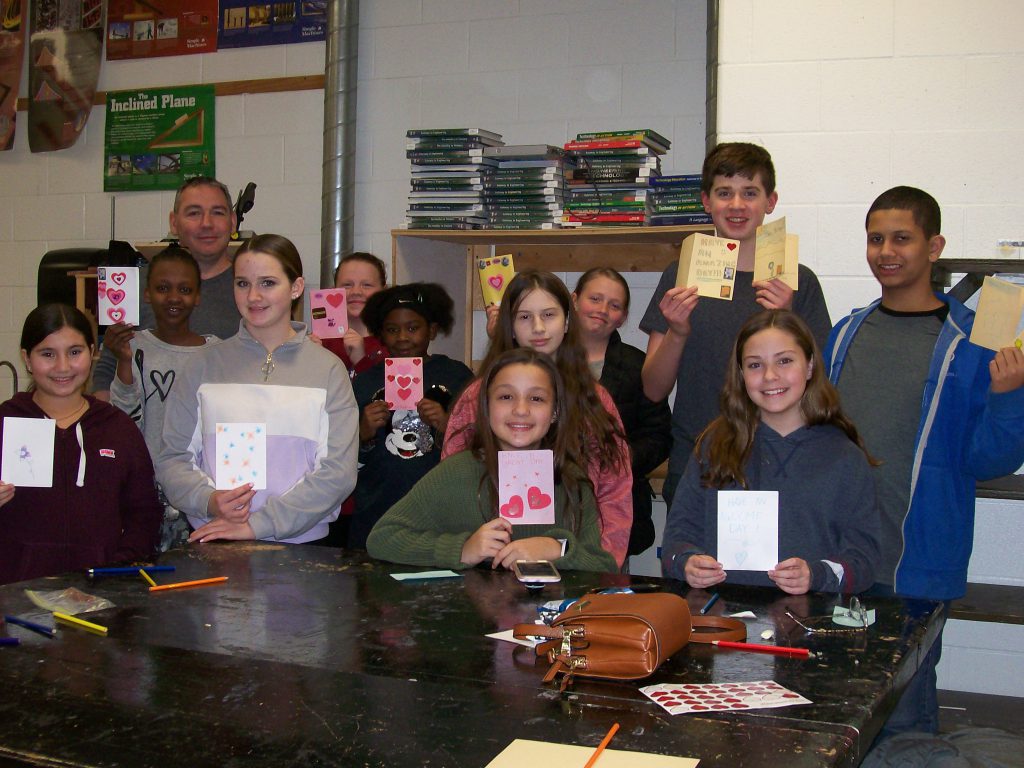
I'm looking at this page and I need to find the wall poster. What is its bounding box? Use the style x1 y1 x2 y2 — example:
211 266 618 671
218 0 325 49
106 0 216 60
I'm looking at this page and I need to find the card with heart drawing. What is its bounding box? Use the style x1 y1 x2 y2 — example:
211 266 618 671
310 288 348 338
498 449 555 525
97 266 140 325
384 357 424 410
477 254 515 307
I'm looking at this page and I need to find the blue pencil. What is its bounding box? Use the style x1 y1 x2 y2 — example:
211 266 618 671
699 593 720 615
88 566 176 576
3 614 57 639
0 637 19 646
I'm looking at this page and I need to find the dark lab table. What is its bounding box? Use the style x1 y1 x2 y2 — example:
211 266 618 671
0 543 942 767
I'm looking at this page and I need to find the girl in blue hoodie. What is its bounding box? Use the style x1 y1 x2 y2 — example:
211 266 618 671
662 309 880 595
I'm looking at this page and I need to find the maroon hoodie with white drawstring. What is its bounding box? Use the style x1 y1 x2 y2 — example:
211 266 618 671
0 392 162 585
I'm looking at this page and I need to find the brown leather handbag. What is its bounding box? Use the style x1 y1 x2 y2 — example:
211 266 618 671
513 592 746 689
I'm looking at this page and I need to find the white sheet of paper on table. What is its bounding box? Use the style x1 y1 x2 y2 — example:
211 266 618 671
1 417 56 487
716 490 779 571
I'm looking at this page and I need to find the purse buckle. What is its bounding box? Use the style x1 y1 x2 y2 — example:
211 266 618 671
559 625 584 656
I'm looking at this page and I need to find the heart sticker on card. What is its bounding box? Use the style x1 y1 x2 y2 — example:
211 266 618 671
501 495 524 518
397 375 411 388
326 293 344 308
111 272 127 285
107 307 126 323
726 242 737 251
488 276 504 290
107 289 126 305
527 486 551 510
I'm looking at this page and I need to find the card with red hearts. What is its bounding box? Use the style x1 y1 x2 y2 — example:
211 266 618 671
640 680 811 715
498 449 555 525
97 266 140 325
477 254 515 307
310 288 348 338
384 357 424 410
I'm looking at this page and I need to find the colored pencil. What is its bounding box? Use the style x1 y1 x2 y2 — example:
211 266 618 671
88 566 175 575
148 576 228 593
0 637 20 646
699 593 720 615
138 569 158 587
3 614 57 638
583 722 619 768
53 611 108 635
711 640 810 658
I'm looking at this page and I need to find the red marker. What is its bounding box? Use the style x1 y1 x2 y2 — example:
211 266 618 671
711 640 812 658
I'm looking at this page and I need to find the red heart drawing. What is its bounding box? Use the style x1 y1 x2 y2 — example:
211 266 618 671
107 307 126 323
500 495 524 518
326 293 345 308
488 276 504 290
397 387 412 401
412 358 421 366
726 242 737 251
527 486 551 510
386 375 395 382
111 272 127 286
412 377 420 384
386 359 394 366
397 375 412 388
107 288 126 305
386 400 395 409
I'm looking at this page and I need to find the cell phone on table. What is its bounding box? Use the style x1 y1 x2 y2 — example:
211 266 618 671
513 560 561 584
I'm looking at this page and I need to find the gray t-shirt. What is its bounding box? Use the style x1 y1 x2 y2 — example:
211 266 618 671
639 263 833 490
834 304 945 585
92 265 239 391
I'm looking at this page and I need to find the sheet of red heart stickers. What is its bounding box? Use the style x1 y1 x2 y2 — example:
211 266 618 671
640 680 811 715
384 357 424 410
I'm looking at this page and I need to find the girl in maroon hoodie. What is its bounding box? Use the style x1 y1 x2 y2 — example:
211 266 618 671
0 304 161 584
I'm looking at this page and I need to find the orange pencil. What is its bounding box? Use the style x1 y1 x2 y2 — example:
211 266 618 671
582 722 619 768
148 576 228 592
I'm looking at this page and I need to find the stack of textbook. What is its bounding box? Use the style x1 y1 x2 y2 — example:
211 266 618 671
561 129 669 227
481 144 571 229
404 128 504 230
648 174 712 226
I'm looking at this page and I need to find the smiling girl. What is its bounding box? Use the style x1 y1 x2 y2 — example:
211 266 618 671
661 309 880 595
155 234 358 545
0 304 161 584
367 348 615 572
322 252 388 376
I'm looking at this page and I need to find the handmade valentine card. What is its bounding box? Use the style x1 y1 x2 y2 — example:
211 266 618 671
214 422 267 490
717 490 779 571
1 416 55 487
97 266 140 325
641 680 811 715
477 253 515 307
310 288 348 338
675 232 739 300
384 357 424 410
498 449 555 525
754 217 800 289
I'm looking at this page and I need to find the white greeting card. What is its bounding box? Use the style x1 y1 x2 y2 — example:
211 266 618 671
310 288 348 338
214 422 267 490
1 417 56 487
384 357 424 410
498 449 555 525
97 266 140 326
716 490 779 571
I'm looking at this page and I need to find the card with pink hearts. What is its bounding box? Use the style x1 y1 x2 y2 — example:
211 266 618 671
640 680 811 715
384 357 424 410
310 288 348 338
97 266 140 325
477 254 515 307
498 449 555 525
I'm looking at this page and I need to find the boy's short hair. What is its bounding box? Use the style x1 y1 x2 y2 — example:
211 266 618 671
866 186 942 239
701 142 776 196
148 245 201 287
173 176 232 213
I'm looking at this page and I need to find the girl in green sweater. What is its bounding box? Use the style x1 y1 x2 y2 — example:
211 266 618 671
367 348 616 572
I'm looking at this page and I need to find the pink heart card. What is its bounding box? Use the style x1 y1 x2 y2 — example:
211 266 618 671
310 288 348 338
384 357 424 410
498 449 555 525
477 254 515 307
97 266 140 325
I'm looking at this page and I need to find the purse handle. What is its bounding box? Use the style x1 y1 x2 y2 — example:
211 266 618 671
688 614 746 643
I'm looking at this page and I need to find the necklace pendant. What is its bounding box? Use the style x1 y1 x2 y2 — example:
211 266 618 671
262 352 275 381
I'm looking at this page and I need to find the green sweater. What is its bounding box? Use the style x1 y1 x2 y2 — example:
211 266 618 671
367 451 617 572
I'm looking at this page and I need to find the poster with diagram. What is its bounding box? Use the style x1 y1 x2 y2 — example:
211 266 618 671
218 0 324 49
105 0 216 60
104 84 214 191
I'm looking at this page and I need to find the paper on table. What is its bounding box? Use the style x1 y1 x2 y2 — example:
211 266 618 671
1 417 55 487
486 739 698 768
717 490 779 571
214 422 267 490
486 629 541 648
390 570 461 581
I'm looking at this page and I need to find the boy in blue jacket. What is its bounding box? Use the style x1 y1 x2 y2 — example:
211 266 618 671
825 186 1024 737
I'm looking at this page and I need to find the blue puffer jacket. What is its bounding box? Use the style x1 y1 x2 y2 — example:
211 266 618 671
825 293 1024 600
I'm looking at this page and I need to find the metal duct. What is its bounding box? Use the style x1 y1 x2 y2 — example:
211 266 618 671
320 0 359 287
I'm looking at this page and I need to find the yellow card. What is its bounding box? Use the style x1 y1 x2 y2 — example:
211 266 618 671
486 739 699 768
675 232 739 300
969 276 1024 352
754 217 799 289
477 254 515 306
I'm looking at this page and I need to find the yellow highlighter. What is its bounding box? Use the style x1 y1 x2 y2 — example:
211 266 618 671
53 611 109 636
